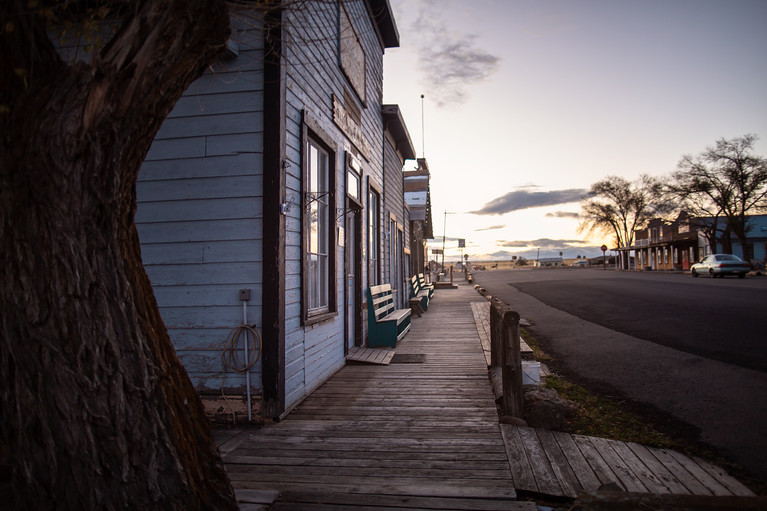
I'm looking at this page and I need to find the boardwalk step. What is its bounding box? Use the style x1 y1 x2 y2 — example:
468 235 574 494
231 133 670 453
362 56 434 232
346 347 395 365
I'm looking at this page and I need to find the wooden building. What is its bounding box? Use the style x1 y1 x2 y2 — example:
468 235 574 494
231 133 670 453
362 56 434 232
136 1 417 421
404 158 434 276
618 212 767 270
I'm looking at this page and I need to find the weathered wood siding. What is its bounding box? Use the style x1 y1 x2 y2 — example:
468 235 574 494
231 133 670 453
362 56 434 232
136 14 265 394
383 132 407 308
281 1 388 409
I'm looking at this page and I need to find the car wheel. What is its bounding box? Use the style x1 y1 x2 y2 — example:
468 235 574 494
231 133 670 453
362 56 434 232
692 269 698 277
709 269 716 278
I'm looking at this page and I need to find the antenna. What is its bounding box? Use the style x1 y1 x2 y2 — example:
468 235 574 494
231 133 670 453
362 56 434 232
420 94 425 158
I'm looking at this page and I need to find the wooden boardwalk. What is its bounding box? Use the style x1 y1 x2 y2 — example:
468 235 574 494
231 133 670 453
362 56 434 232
501 425 754 498
218 284 527 510
216 282 754 509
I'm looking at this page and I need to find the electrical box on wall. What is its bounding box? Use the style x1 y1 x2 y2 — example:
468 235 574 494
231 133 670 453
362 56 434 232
239 289 251 301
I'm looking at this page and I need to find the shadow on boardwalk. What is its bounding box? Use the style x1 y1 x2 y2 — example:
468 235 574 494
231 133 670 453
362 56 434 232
215 281 755 510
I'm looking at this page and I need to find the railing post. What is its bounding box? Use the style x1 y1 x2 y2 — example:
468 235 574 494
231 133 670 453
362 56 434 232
502 309 523 417
489 297 523 417
489 298 503 367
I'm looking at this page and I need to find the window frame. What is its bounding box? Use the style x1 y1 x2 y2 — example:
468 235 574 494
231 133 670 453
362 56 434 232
302 118 338 326
367 182 381 287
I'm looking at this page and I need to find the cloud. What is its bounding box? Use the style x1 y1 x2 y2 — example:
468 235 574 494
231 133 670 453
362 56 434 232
474 224 506 231
471 188 587 215
495 238 588 249
546 211 581 219
468 243 608 262
408 1 500 108
428 235 465 244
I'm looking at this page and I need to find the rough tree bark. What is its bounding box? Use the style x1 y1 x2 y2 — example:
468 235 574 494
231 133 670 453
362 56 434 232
1 1 237 509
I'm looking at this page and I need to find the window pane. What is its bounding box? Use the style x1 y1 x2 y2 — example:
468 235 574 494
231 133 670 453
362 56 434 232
319 254 328 305
310 145 319 194
310 202 319 253
308 254 319 309
318 201 328 254
306 138 332 313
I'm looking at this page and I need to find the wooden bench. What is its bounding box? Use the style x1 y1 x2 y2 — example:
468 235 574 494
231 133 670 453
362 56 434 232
367 284 411 348
410 275 430 312
417 273 435 298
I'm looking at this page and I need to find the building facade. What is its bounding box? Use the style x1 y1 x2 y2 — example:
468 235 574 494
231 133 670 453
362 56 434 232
136 1 418 421
404 158 434 276
619 213 767 270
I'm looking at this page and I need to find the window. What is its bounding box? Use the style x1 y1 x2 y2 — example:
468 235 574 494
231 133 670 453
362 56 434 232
368 188 380 286
303 134 336 323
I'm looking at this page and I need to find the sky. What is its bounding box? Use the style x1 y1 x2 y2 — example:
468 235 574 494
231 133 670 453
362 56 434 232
381 0 767 262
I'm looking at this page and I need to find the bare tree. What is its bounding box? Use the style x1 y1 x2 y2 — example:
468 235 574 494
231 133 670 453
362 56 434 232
579 175 670 267
1 1 238 509
670 134 767 256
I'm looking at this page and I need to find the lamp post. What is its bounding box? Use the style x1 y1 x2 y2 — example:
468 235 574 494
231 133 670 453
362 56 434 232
441 211 454 273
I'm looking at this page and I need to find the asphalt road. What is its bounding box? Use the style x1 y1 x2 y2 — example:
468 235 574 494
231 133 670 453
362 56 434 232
472 268 767 483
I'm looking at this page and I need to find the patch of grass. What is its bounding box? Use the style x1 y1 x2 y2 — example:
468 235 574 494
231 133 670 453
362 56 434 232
520 327 552 362
543 374 685 451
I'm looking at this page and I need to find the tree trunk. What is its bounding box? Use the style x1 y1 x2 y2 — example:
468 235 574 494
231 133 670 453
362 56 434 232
1 2 237 509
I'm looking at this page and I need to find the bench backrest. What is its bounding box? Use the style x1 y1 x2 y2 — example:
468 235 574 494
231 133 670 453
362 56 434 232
369 284 395 321
410 275 421 295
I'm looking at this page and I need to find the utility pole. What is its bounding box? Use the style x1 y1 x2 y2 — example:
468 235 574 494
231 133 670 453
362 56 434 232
441 211 455 273
420 94 425 158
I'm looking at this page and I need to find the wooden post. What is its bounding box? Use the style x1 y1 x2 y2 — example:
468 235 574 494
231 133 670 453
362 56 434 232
489 297 503 367
502 309 523 417
489 297 523 417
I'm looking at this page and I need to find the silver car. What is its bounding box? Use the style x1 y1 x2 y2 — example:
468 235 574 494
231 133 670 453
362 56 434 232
691 254 751 278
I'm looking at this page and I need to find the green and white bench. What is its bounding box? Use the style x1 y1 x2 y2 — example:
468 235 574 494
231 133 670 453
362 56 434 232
410 275 430 312
417 273 435 298
367 284 411 348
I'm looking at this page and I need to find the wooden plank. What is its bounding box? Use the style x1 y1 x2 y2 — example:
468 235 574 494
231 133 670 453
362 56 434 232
230 477 517 499
515 426 562 496
691 455 755 496
226 455 511 470
235 489 280 505
572 434 625 490
346 347 393 365
535 429 581 497
551 431 601 493
626 442 691 495
663 449 732 496
646 447 712 496
584 436 647 493
273 491 536 511
231 448 510 463
606 438 670 494
225 463 512 479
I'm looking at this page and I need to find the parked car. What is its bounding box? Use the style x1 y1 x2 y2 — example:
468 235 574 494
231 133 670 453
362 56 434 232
691 254 751 278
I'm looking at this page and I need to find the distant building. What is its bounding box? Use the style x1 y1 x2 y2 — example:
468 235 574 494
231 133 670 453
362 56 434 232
536 257 563 267
617 213 767 270
404 158 434 275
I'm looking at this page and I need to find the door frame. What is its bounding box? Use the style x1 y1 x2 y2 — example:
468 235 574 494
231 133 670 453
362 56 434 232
344 153 364 354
